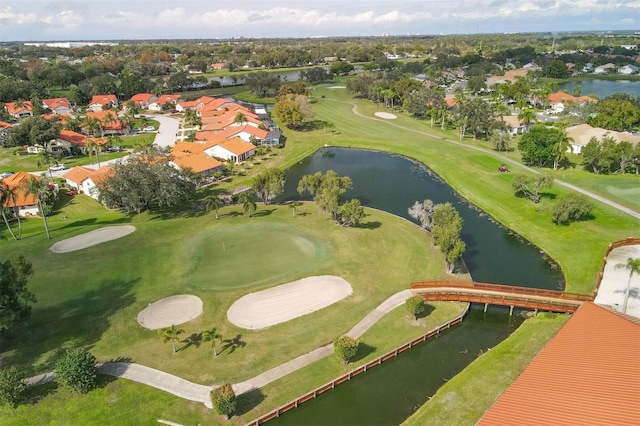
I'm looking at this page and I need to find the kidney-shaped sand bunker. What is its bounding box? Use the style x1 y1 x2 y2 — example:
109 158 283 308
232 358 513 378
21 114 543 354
227 276 353 329
137 295 203 330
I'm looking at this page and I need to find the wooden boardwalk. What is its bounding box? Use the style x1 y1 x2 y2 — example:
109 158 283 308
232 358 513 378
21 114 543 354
411 281 594 313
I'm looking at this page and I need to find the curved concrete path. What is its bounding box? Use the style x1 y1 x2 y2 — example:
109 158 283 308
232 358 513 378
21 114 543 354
26 290 414 404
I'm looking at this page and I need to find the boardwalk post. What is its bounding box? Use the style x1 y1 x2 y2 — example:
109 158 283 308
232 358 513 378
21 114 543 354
484 303 488 313
509 305 514 316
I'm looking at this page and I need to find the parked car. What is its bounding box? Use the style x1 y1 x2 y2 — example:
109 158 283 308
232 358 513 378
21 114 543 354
107 146 123 152
0 171 15 179
49 164 66 171
143 126 156 132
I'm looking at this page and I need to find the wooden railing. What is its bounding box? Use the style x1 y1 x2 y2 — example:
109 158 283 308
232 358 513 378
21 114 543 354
245 304 471 426
410 280 594 301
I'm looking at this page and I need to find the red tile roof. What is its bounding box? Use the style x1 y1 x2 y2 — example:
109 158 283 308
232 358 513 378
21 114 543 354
154 94 182 106
86 110 123 130
218 137 256 156
130 93 155 103
1 172 39 207
42 97 71 111
171 152 223 173
0 121 14 129
58 130 87 146
548 92 597 104
5 101 33 115
479 302 640 426
89 94 117 106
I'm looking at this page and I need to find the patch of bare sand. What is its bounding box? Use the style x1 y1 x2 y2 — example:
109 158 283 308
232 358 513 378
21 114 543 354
374 112 397 119
227 276 353 329
50 225 136 253
137 295 203 330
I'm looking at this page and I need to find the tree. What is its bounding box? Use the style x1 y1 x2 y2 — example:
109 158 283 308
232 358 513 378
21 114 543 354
22 175 51 239
0 367 26 407
0 256 35 334
82 116 102 137
86 139 102 167
54 348 97 394
330 61 354 76
161 324 184 354
588 95 640 131
0 183 19 240
339 198 365 227
408 199 435 233
238 191 257 217
202 327 222 357
333 335 359 365
543 60 569 78
7 116 61 149
405 295 427 320
581 137 605 174
467 75 487 94
204 194 222 219
210 384 237 419
274 93 313 129
511 174 554 203
491 131 511 153
244 71 281 98
297 170 352 221
518 124 569 168
615 257 640 314
300 67 332 84
252 168 285 205
288 201 301 217
432 203 466 274
551 194 594 225
517 108 537 128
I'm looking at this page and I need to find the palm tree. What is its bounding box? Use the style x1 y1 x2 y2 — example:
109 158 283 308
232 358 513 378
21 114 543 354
161 324 184 354
202 327 222 357
87 139 101 167
289 201 300 217
22 175 51 239
615 257 640 314
0 183 19 240
233 112 247 126
63 116 83 133
204 194 222 219
552 132 573 170
238 191 256 217
82 116 102 137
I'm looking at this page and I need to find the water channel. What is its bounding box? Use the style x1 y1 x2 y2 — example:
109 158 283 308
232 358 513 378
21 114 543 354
267 147 564 425
557 78 640 98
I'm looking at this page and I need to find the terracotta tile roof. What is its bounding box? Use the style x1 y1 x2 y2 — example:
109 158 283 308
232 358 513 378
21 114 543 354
89 166 114 184
479 302 640 426
172 141 212 154
89 94 117 106
86 110 123 130
218 137 256 156
171 152 223 173
548 92 597 104
62 166 94 184
42 97 71 111
155 94 182 106
130 93 155 103
200 98 236 112
5 101 33 115
1 171 39 207
0 121 14 129
58 129 87 146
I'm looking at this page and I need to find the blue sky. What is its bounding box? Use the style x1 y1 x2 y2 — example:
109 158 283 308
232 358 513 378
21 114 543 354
0 0 638 41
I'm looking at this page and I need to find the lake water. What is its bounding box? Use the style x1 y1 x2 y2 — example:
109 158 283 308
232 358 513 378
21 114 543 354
267 147 563 425
557 79 640 99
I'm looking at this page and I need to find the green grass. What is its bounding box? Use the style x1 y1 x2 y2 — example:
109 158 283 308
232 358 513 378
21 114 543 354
401 313 569 426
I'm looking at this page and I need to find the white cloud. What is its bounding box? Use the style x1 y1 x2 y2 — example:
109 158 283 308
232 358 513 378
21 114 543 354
0 6 38 24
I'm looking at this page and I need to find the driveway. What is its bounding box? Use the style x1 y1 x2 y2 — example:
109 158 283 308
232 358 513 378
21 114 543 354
145 114 180 149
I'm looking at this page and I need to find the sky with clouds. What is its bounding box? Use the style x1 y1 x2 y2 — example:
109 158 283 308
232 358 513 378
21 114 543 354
0 0 638 42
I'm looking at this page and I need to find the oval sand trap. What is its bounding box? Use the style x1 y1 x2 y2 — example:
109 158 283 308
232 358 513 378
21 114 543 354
227 276 353 329
137 295 203 330
374 112 397 119
50 225 136 253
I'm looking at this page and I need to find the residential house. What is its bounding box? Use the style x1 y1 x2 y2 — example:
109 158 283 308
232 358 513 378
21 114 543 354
501 115 528 136
486 67 540 87
86 110 127 135
211 62 226 70
593 63 616 74
618 64 639 75
54 130 107 154
204 137 255 163
62 165 113 200
169 151 224 176
129 93 157 110
4 101 33 118
1 171 40 216
148 94 181 111
88 94 118 112
0 121 13 145
564 124 640 154
175 99 204 113
42 97 73 115
547 92 597 114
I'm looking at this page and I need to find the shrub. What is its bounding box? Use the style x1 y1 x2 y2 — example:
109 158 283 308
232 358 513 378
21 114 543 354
551 194 595 225
333 335 359 365
0 367 26 407
405 295 427 320
210 383 237 419
54 348 97 394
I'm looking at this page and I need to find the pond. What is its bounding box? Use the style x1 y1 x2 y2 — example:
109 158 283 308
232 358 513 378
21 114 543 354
268 147 563 425
557 78 640 99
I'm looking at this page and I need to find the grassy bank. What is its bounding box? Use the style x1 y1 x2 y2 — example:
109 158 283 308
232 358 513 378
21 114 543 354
402 313 569 426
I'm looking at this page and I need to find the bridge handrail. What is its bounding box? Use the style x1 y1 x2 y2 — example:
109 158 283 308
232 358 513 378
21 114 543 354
595 237 640 290
410 281 593 302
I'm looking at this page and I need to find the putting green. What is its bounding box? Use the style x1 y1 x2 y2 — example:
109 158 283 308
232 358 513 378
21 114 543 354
177 223 328 290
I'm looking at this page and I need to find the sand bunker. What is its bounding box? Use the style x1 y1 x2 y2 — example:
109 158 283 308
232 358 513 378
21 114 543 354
227 276 353 329
374 112 397 119
50 225 136 253
137 295 203 330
